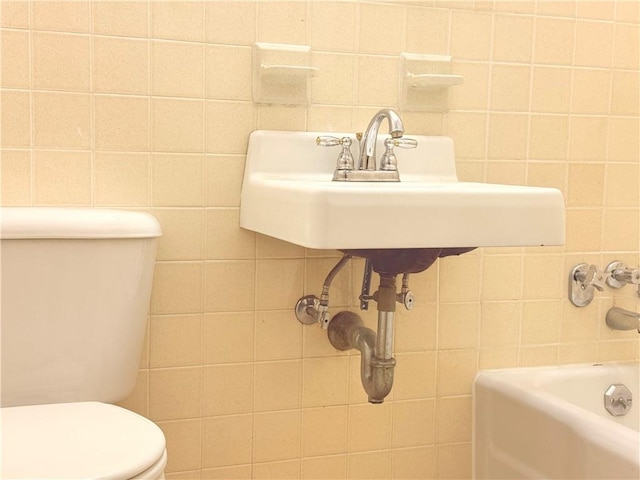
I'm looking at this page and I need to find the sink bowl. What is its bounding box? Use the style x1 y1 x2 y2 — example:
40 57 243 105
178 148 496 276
240 130 565 250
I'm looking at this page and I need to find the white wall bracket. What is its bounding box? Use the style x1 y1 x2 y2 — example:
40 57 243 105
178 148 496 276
400 53 463 112
253 43 317 106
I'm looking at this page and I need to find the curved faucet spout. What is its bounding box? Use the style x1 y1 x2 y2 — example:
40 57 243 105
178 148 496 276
359 109 404 171
606 307 640 332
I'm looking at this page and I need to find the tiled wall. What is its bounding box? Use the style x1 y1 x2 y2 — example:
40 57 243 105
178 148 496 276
2 0 639 478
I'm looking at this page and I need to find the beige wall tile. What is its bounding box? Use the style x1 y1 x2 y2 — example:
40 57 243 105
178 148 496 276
158 419 202 473
302 455 346 480
254 360 302 412
144 228 193 279
33 92 91 149
205 155 244 207
153 98 204 153
487 113 528 160
531 67 572 113
2 90 30 148
2 30 29 88
150 314 202 368
202 464 252 480
359 2 403 55
569 116 608 162
253 460 300 480
33 150 91 205
603 209 639 251
32 0 90 33
256 1 308 45
152 154 204 207
450 10 492 61
606 163 639 207
310 1 356 52
394 303 438 353
32 32 90 91
534 17 575 65
202 414 253 468
611 71 640 116
95 95 150 151
521 300 561 344
529 115 569 160
575 20 613 68
392 399 435 448
94 152 149 206
312 53 356 106
205 260 255 312
347 403 392 452
567 163 605 207
435 396 471 443
1 150 31 205
205 1 256 46
253 410 301 463
405 7 449 55
202 312 255 365
615 1 640 23
256 259 305 310
576 1 614 21
205 101 255 154
302 356 349 407
93 1 149 37
1 1 29 28
93 37 149 95
436 443 471 480
492 14 533 63
565 208 604 252
152 1 204 42
450 62 489 111
481 254 523 300
151 261 204 314
520 345 559 366
149 366 202 421
392 446 436 480
608 118 640 162
480 301 521 347
206 208 255 260
436 350 477 396
491 65 531 112
302 406 347 457
347 450 391 480
614 23 640 70
393 352 436 400
206 45 252 101
203 363 253 416
255 310 303 361
438 303 480 349
152 41 204 98
357 55 398 106
572 69 611 115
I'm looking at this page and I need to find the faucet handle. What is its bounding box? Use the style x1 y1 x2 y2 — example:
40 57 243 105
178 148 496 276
316 136 355 173
391 137 418 149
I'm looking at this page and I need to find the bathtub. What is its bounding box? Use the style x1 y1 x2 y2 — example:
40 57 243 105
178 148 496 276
473 362 639 479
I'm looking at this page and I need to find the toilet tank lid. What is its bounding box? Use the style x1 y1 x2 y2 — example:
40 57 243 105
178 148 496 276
0 207 162 239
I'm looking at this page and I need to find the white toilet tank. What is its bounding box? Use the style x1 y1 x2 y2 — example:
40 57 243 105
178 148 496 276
1 207 162 407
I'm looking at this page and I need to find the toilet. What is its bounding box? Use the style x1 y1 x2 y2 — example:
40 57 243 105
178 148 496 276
1 207 167 479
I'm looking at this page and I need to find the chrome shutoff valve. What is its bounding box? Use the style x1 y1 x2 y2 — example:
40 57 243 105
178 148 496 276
316 136 355 180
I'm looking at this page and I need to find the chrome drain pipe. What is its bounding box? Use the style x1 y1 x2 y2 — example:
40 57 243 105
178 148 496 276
328 274 397 403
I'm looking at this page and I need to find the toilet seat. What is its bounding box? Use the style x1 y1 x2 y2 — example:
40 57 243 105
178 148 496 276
1 401 167 480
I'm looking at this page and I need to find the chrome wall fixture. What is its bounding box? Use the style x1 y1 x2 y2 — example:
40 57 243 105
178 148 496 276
570 261 640 333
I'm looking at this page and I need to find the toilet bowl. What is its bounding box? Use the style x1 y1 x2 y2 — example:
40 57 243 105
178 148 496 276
0 208 166 479
2 403 167 480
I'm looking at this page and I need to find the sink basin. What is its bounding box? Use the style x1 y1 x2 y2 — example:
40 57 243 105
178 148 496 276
240 130 565 250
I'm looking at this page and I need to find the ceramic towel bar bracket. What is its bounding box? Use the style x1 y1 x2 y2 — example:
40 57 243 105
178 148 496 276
569 261 640 307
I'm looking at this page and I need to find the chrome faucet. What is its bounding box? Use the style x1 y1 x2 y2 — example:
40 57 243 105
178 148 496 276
359 108 405 171
606 307 640 333
315 108 417 182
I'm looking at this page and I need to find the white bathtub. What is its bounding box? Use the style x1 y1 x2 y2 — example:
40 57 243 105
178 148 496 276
473 362 639 479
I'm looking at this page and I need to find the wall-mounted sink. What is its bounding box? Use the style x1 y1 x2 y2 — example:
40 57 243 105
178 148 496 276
240 130 565 250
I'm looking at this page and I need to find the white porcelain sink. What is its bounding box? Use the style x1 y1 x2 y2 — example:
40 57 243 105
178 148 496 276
240 130 565 250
